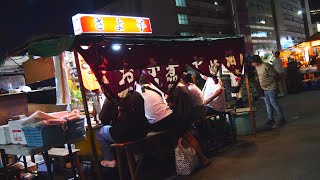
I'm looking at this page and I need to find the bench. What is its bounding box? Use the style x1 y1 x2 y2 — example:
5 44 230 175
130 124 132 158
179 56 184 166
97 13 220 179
192 109 236 153
193 109 236 141
110 131 171 180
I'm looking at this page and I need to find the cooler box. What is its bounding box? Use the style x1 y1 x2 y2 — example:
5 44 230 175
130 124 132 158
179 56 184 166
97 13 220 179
66 117 85 141
8 119 28 145
232 112 252 136
22 120 66 147
0 125 12 144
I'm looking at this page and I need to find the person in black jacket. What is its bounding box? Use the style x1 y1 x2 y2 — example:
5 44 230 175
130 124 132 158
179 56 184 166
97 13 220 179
167 78 209 167
97 92 149 167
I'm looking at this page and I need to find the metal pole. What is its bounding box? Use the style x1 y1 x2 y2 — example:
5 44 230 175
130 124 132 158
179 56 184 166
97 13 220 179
245 72 256 136
73 50 103 180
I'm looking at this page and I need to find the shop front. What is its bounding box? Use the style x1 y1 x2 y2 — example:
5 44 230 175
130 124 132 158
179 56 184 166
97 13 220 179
0 14 251 179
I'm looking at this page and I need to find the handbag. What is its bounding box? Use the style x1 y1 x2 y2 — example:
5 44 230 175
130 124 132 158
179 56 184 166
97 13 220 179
175 138 200 175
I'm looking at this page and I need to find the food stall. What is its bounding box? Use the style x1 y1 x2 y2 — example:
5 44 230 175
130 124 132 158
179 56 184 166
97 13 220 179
279 32 320 91
280 32 320 79
0 13 251 179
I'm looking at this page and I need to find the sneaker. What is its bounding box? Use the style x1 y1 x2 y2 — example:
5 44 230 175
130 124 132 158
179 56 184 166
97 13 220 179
265 120 275 126
276 120 288 127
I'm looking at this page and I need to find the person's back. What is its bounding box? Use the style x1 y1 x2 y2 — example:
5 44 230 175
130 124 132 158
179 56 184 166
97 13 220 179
136 74 176 133
99 92 148 143
97 92 148 168
272 57 283 74
168 83 194 128
188 84 204 107
136 83 172 124
255 62 277 91
119 92 149 141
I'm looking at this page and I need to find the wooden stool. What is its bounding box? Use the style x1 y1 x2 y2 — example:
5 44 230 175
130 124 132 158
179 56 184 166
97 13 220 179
48 148 85 180
111 131 169 180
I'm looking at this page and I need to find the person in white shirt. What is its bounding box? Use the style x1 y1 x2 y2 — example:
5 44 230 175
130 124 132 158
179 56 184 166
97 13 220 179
181 72 206 120
201 75 226 115
272 51 287 96
136 74 178 132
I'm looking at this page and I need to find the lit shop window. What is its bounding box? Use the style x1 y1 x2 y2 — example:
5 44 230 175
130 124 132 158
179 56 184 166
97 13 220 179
180 32 191 36
178 14 188 25
251 31 268 38
176 0 186 7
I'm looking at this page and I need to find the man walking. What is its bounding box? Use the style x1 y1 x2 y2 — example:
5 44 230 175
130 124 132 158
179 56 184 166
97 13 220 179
251 55 287 127
272 51 287 96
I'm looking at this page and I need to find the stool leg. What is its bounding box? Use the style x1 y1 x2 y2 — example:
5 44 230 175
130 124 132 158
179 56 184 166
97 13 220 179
23 156 28 172
67 144 78 180
75 152 85 180
31 155 35 163
115 149 125 180
227 112 237 142
42 151 53 180
125 149 136 180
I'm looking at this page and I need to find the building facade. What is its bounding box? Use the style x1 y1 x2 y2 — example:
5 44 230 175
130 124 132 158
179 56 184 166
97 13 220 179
95 0 235 37
246 0 277 60
310 9 320 33
272 0 307 49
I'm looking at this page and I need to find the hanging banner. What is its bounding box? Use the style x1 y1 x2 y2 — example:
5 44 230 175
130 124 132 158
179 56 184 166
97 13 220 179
78 53 101 91
77 45 141 99
76 37 245 98
222 52 244 76
142 64 185 93
100 69 142 98
188 57 221 77
72 14 152 35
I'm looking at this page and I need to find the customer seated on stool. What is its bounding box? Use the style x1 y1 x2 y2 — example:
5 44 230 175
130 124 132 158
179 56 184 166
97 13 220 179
201 74 226 115
167 74 209 167
136 74 180 134
97 92 148 168
181 72 206 121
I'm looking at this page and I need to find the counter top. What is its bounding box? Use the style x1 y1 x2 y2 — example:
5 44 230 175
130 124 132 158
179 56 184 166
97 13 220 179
0 87 56 97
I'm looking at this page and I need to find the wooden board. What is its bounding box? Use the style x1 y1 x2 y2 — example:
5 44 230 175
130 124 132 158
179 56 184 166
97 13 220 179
22 57 55 85
0 93 28 125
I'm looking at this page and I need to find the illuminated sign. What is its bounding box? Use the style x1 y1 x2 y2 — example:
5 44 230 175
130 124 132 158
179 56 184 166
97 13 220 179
280 37 294 49
72 14 152 35
251 31 268 38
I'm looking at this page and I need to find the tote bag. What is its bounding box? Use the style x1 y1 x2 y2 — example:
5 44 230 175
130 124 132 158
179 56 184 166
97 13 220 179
175 138 200 175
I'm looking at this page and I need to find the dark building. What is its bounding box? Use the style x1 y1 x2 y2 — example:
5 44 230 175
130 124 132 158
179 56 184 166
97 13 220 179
94 0 235 37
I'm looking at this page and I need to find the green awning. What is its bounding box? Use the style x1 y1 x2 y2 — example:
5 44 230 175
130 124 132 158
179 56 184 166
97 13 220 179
29 36 75 57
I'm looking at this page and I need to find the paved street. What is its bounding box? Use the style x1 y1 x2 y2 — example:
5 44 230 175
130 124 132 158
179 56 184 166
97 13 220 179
176 91 320 180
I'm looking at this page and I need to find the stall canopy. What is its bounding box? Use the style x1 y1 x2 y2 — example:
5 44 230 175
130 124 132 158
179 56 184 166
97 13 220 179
4 34 245 101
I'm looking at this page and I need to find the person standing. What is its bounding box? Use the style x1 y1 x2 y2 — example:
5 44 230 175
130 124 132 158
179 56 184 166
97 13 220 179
251 55 287 127
272 51 287 96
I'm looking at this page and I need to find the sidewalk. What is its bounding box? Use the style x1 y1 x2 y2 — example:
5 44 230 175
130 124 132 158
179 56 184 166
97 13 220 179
175 91 320 180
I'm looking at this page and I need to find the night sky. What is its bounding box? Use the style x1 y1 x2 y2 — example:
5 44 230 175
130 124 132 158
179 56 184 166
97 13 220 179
1 0 320 58
309 0 320 10
0 0 113 58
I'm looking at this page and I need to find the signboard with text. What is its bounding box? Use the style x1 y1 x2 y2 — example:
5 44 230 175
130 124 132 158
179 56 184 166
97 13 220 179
72 14 152 35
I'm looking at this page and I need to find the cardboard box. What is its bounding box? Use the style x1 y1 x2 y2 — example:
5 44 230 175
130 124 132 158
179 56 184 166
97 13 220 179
22 57 55 85
8 119 27 145
0 124 12 144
